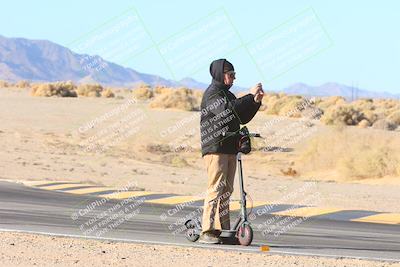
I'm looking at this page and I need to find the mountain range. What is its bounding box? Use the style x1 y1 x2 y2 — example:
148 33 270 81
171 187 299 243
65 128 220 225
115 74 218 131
282 82 399 100
0 35 206 88
0 35 398 99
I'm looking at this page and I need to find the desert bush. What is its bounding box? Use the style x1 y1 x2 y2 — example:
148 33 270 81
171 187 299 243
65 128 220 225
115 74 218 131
14 80 30 88
153 85 173 95
0 80 9 88
101 88 115 98
76 84 103 97
278 96 306 118
372 119 398 131
132 83 153 100
352 98 374 110
358 119 370 128
373 100 399 119
149 87 200 111
361 110 379 125
264 94 287 115
280 167 298 177
387 110 400 126
298 128 400 179
192 89 203 108
316 96 346 110
321 104 364 126
263 93 313 118
146 143 171 154
374 99 398 110
31 81 77 97
170 155 189 167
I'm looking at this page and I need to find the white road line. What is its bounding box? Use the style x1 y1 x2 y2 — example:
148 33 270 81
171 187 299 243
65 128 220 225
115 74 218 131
0 228 398 263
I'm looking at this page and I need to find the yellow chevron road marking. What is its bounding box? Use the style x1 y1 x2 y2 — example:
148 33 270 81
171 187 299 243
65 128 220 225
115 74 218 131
65 187 116 194
22 180 73 186
39 183 94 190
147 196 204 205
271 207 342 218
99 191 155 199
352 213 400 225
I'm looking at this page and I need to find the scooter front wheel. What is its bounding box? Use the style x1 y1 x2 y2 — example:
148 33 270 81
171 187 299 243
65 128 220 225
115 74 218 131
237 224 253 246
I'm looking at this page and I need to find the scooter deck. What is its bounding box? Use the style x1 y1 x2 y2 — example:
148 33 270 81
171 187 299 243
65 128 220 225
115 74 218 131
219 230 237 238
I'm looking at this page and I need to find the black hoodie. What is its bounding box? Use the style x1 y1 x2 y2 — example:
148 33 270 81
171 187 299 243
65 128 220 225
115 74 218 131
200 59 261 156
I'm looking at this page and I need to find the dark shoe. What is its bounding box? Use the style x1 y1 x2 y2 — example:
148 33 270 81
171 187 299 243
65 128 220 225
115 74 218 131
198 233 221 244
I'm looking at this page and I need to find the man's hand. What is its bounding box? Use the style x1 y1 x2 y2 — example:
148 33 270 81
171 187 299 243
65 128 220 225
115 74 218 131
250 83 264 103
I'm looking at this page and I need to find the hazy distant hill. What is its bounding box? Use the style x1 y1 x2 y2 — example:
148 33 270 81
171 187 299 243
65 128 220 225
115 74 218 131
282 82 399 100
0 35 206 88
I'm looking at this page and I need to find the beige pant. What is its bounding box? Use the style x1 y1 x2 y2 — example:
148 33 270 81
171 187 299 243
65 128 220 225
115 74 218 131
201 153 237 234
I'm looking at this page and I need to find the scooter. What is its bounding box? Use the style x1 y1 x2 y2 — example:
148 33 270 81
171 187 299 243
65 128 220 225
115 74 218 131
184 127 261 246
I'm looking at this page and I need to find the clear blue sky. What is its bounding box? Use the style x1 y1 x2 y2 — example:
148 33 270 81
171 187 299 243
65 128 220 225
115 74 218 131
1 0 399 94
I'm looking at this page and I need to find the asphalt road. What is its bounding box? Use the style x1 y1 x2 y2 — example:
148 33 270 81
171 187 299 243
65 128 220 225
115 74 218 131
1 181 400 262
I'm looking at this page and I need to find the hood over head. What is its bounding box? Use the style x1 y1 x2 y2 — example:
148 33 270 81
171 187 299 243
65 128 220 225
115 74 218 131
209 58 234 90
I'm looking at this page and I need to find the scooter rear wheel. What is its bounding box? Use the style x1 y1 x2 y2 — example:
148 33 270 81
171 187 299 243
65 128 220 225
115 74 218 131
184 219 200 242
237 224 253 246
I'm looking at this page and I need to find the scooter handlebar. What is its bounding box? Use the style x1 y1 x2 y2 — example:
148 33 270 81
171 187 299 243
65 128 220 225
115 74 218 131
249 133 261 138
222 132 262 138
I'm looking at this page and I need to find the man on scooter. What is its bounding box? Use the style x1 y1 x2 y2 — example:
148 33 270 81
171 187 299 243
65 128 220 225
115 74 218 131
199 58 264 244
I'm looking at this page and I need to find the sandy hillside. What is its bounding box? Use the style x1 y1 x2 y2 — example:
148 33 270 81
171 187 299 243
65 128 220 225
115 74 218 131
0 87 400 212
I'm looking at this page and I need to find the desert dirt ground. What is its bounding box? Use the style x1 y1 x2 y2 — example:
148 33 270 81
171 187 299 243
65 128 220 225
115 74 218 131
1 87 400 266
0 231 399 267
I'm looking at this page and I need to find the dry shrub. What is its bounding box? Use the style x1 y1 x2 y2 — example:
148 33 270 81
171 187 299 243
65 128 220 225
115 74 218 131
280 167 298 177
263 93 312 118
372 119 398 131
169 155 189 167
361 110 379 125
388 111 400 126
358 119 370 128
149 87 200 111
153 85 173 95
0 80 9 88
15 80 30 88
374 99 399 110
374 100 400 119
278 96 306 118
264 93 287 115
352 98 374 110
76 84 103 97
31 81 77 97
298 128 400 179
351 99 380 125
321 104 364 126
132 83 153 100
146 143 171 154
192 89 204 105
315 96 346 110
315 97 400 130
101 88 115 98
